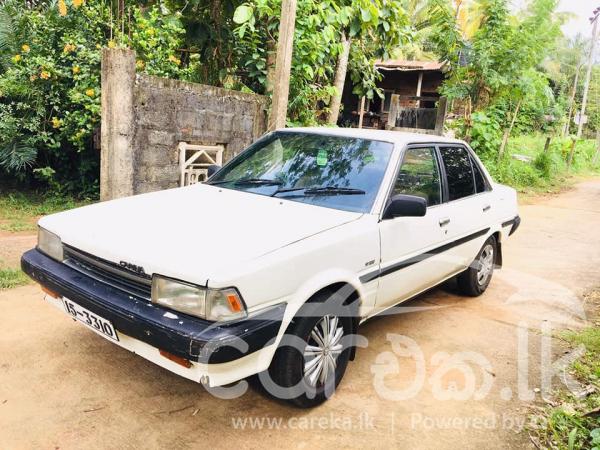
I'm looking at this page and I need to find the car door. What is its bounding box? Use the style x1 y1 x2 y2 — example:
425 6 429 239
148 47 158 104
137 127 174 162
436 145 493 273
375 145 449 309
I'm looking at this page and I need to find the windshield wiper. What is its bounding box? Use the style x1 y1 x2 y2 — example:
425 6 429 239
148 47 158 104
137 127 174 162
208 178 282 186
272 186 366 197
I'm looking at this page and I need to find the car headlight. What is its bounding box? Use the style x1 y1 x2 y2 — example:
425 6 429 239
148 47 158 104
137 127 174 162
151 275 247 322
37 227 64 261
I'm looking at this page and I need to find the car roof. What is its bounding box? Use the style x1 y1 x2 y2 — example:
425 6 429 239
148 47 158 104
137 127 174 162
277 127 466 147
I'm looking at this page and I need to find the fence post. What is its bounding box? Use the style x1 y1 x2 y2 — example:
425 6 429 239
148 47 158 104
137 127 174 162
543 136 551 153
434 97 448 136
387 94 399 130
358 96 365 129
100 48 136 201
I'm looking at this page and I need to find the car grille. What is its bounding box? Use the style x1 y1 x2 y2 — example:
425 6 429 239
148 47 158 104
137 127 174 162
63 245 152 300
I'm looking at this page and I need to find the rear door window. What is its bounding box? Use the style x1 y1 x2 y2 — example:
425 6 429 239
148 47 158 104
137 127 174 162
439 146 476 201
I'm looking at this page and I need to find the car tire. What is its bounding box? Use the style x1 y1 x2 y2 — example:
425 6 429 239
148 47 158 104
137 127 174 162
457 235 497 297
265 289 355 408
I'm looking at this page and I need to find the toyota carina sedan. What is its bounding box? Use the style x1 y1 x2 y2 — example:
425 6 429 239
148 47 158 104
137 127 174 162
22 128 520 407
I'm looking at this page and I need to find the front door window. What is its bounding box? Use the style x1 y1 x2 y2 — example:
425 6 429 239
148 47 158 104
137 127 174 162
392 146 442 206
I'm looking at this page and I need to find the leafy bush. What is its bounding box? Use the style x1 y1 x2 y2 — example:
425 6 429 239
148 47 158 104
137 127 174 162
467 110 503 157
0 1 194 197
533 150 556 179
232 0 411 125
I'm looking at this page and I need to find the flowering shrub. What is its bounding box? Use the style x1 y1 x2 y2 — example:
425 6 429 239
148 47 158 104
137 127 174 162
0 0 194 196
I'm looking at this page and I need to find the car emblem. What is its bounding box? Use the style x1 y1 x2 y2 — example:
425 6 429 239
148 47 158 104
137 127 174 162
119 261 146 275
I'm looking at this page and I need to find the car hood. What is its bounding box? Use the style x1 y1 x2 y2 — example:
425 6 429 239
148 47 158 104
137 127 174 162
39 183 362 285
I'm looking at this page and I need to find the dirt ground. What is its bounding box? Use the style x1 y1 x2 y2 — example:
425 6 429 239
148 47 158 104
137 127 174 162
0 232 36 269
1 179 599 450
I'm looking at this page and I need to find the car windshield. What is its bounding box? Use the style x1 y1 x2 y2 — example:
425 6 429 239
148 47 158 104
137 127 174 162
207 132 394 213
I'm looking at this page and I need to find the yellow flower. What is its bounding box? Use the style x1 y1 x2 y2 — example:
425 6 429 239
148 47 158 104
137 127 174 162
107 40 116 49
136 60 145 70
95 44 101 49
12 54 21 63
30 74 38 82
168 55 181 66
73 0 83 8
51 117 62 129
58 0 67 16
63 43 76 54
40 71 51 79
21 44 30 53
85 88 95 97
72 65 80 74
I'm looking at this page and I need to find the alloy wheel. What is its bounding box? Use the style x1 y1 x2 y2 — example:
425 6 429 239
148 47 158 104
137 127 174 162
303 315 344 386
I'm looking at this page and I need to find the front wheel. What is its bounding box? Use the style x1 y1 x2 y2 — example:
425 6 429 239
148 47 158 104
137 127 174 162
265 292 354 408
457 235 496 296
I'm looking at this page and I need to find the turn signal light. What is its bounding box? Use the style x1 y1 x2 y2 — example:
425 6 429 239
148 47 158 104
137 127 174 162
159 349 192 368
227 293 243 312
41 286 59 299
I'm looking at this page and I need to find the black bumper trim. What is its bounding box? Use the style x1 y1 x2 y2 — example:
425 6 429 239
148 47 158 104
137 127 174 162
502 215 521 236
359 227 491 284
21 249 285 364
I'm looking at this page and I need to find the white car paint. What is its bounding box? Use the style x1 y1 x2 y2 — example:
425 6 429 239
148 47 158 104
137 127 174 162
34 127 519 387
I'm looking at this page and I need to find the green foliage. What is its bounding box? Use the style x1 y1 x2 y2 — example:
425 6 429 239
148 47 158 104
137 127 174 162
0 189 87 232
440 0 564 148
531 306 600 450
232 0 410 124
161 0 242 86
0 268 30 289
465 109 503 156
127 7 198 79
0 0 594 197
463 132 600 192
0 0 193 196
586 66 600 134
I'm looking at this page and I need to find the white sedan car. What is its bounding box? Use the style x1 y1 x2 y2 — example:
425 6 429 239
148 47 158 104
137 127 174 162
22 128 519 407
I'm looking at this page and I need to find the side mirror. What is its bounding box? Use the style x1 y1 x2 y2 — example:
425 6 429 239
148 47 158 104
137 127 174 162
207 164 221 178
382 194 427 220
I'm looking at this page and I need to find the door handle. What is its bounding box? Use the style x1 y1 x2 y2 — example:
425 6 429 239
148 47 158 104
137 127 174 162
483 205 491 212
439 218 450 227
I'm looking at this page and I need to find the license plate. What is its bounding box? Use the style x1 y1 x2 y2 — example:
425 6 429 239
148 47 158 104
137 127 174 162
62 298 119 341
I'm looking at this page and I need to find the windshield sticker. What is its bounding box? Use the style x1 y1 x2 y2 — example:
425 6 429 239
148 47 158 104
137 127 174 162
316 149 328 166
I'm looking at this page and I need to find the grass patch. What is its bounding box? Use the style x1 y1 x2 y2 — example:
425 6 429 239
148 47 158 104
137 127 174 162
529 290 600 449
483 134 600 195
0 268 30 289
0 191 89 233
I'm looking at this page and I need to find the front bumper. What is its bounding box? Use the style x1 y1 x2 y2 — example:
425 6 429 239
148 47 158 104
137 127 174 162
21 249 285 367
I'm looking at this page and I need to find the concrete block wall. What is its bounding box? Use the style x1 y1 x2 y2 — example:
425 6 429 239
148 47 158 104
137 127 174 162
100 49 267 200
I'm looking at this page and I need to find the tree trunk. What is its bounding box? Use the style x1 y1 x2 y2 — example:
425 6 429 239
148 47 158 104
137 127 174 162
593 129 600 165
498 100 522 158
265 39 277 96
268 0 297 130
567 138 577 169
326 33 351 125
563 63 582 137
464 96 473 143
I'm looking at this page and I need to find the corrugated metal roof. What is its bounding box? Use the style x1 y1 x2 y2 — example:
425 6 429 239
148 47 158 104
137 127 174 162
374 60 445 71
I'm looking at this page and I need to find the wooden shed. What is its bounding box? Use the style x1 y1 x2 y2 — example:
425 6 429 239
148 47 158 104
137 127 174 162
339 59 446 132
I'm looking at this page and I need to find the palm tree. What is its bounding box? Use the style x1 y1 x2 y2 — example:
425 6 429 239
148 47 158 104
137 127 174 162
455 0 486 39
